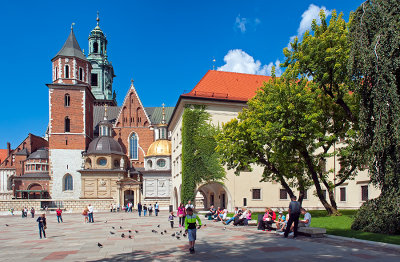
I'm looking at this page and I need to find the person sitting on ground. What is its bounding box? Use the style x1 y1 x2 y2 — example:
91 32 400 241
275 211 286 232
205 205 216 218
298 208 311 228
222 208 228 221
223 207 239 225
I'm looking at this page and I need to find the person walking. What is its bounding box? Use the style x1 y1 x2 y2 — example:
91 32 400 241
185 207 202 254
37 214 47 239
30 207 35 218
138 202 142 217
155 202 159 216
148 204 153 216
82 207 89 223
56 207 63 223
143 204 147 216
21 208 25 218
168 211 175 228
88 204 94 223
177 203 186 228
284 196 301 238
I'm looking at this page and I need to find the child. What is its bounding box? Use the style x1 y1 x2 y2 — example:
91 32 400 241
168 211 175 228
184 207 202 254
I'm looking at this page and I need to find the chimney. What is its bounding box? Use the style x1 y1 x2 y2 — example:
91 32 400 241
7 142 11 157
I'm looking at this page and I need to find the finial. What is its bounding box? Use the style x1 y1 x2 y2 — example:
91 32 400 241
131 79 134 85
212 57 216 70
162 103 166 123
71 22 75 31
104 104 108 120
96 11 100 26
82 49 85 55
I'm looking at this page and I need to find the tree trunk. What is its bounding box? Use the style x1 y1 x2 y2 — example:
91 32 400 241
300 147 339 215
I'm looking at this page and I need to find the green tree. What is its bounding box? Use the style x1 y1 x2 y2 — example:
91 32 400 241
349 0 400 234
181 105 225 203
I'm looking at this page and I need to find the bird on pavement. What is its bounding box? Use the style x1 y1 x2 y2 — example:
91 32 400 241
128 230 132 233
110 231 115 235
120 226 123 229
128 235 132 239
135 230 139 234
161 232 164 235
164 230 167 233
112 226 115 229
5 224 9 227
183 233 187 237
98 243 103 248
171 233 175 237
121 233 125 238
176 236 180 240
157 225 160 228
104 221 107 223
223 227 226 230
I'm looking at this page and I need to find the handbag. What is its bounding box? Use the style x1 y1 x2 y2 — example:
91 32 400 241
44 226 47 230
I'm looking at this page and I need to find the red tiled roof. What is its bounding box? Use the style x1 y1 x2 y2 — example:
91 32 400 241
0 149 8 164
182 70 272 102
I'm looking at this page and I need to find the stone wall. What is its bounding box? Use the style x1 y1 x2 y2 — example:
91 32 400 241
0 199 114 213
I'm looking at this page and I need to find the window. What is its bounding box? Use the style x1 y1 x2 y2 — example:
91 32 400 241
129 133 138 159
322 190 327 200
157 159 166 167
91 73 98 86
114 159 120 168
55 67 58 79
64 174 73 191
93 42 98 53
64 117 70 132
65 65 69 78
361 185 368 201
147 160 153 168
280 189 288 200
252 189 261 200
340 187 346 202
243 198 247 207
303 190 308 200
97 158 107 166
65 94 70 107
79 68 83 81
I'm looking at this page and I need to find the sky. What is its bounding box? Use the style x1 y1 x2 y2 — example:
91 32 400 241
0 0 364 149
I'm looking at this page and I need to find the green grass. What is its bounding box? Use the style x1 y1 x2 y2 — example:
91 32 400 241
227 209 400 245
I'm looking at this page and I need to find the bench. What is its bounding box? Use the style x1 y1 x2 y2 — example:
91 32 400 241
298 227 326 238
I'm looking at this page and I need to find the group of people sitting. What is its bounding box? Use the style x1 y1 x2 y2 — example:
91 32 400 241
258 207 311 234
205 205 253 226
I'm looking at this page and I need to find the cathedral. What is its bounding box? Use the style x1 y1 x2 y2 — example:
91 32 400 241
0 15 173 209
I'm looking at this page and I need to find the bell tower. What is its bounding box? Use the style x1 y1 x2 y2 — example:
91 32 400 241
47 25 95 199
87 12 116 106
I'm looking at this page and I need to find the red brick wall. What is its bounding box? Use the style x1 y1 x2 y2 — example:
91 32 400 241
52 57 91 85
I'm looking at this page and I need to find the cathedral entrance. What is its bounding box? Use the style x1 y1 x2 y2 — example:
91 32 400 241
124 190 135 206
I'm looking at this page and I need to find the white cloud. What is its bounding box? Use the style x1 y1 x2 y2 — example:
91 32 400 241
217 49 282 77
235 15 247 33
288 4 332 49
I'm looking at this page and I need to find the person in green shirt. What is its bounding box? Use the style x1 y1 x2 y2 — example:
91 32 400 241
185 207 202 254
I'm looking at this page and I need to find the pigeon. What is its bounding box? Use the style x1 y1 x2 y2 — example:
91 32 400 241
135 230 139 234
5 224 9 227
110 231 115 235
180 230 182 234
223 227 226 230
171 233 175 237
151 229 155 233
121 233 125 238
154 230 158 234
157 225 160 228
204 224 207 227
128 230 132 233
161 232 164 235
104 221 107 223
164 230 167 233
98 242 103 248
183 233 187 237
120 226 123 229
112 226 115 229
128 235 132 239
176 236 181 240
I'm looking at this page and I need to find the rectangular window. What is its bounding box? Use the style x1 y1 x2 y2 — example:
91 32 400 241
280 189 288 200
91 73 98 86
79 68 83 81
340 187 346 202
65 65 69 78
322 190 327 200
303 190 308 200
243 198 247 207
252 189 261 200
361 185 368 201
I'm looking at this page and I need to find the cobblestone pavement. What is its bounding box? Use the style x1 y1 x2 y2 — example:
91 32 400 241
0 211 399 261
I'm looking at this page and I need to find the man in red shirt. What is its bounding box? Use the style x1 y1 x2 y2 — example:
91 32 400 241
56 208 63 223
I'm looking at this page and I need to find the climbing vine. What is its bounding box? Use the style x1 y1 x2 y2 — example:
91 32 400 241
181 105 225 203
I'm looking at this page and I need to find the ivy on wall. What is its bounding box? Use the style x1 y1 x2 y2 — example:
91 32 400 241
181 105 225 203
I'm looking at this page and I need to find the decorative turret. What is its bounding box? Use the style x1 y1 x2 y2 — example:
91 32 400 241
87 12 116 105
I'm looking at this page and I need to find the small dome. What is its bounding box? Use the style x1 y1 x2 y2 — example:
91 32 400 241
146 140 171 157
28 148 48 159
87 136 124 155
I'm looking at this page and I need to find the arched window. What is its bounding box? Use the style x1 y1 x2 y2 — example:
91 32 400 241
65 94 70 107
79 68 83 81
65 117 70 132
64 174 73 191
147 160 153 169
129 133 138 160
65 65 69 78
93 42 98 53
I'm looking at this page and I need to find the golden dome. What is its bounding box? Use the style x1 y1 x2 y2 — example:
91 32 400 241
146 140 172 157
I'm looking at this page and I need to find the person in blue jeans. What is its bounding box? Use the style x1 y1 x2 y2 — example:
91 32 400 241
223 207 240 225
143 204 147 216
138 202 142 217
37 214 47 239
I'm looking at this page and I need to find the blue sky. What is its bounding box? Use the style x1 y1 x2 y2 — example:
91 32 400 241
0 0 363 148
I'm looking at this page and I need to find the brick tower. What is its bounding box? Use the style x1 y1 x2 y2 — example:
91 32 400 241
47 25 95 199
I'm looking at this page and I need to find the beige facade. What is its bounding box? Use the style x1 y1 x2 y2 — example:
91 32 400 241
169 97 381 212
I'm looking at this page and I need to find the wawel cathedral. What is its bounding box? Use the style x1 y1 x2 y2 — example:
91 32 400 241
0 16 174 209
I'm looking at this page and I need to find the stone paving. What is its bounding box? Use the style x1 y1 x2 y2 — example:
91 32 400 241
0 211 399 261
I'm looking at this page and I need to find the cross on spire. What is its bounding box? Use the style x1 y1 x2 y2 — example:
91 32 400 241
96 11 100 26
71 22 75 31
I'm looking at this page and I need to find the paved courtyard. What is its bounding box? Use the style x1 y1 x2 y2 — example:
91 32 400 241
0 211 399 261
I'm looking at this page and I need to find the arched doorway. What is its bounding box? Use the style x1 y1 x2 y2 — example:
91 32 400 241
124 190 135 206
196 182 232 211
27 183 43 199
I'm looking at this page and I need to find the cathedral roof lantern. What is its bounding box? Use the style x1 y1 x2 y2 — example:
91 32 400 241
52 25 87 61
89 12 106 38
98 105 113 137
